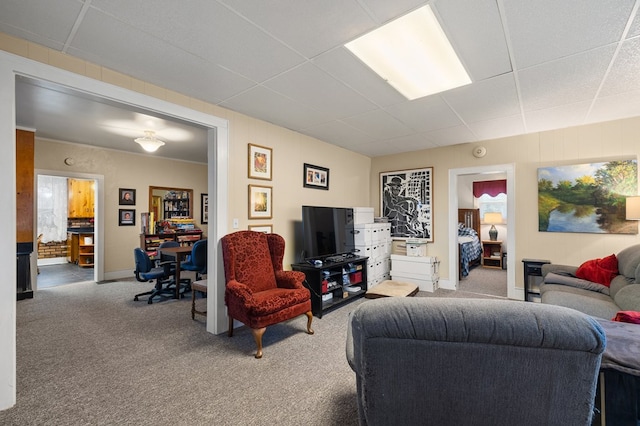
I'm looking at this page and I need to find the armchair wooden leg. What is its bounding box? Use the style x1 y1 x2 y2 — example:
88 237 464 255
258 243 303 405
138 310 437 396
228 315 234 337
191 290 196 320
252 327 266 359
305 311 314 335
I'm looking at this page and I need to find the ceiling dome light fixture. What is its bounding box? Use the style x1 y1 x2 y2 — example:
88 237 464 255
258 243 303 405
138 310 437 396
134 130 165 152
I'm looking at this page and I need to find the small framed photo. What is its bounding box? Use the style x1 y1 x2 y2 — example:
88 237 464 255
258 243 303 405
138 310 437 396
201 193 209 224
119 188 136 205
303 163 329 190
248 185 272 219
248 224 273 234
248 143 272 180
119 209 136 226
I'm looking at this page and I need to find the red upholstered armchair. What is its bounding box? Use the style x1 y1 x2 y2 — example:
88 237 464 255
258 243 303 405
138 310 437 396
221 231 314 358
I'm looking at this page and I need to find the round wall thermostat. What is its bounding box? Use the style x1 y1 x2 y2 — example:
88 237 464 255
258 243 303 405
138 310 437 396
472 146 487 158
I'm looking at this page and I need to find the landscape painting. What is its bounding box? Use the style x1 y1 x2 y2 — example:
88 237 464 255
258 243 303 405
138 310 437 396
538 159 638 234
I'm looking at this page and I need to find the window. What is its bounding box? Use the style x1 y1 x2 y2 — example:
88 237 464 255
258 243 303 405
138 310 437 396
477 193 507 223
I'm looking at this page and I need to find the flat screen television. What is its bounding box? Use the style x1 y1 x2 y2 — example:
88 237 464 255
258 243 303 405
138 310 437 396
301 206 354 260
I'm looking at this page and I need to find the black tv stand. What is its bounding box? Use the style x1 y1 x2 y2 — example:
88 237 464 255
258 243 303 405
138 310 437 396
324 255 346 263
292 256 368 318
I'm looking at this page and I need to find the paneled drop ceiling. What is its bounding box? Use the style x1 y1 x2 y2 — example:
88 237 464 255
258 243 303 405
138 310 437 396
3 0 640 161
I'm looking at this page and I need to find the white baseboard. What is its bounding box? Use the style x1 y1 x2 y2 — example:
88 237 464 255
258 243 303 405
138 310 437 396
438 279 454 290
37 257 67 266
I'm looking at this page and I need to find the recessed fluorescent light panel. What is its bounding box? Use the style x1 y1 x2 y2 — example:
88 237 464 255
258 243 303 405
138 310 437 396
345 5 471 100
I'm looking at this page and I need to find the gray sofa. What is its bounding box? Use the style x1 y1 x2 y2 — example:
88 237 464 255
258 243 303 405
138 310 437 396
539 243 640 319
346 297 605 426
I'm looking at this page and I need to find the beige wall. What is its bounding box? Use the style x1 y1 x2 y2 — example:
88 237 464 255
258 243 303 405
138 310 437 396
1 32 371 275
371 120 640 286
225 112 371 264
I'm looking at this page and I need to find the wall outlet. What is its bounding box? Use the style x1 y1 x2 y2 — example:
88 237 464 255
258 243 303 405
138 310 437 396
233 218 239 229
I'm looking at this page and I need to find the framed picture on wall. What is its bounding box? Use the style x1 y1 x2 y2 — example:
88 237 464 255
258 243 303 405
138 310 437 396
119 209 136 226
380 167 433 241
248 143 272 180
248 224 272 234
119 188 135 205
537 159 638 234
248 185 272 219
201 193 209 224
303 163 329 190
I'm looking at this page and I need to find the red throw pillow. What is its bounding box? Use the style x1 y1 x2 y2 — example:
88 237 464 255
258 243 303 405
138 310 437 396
575 254 618 287
612 311 640 324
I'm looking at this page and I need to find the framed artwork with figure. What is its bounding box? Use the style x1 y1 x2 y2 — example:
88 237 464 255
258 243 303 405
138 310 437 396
119 188 135 205
380 167 433 241
119 209 136 226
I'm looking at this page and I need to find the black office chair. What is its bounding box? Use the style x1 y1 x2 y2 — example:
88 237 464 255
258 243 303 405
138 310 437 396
133 248 175 304
157 240 192 297
157 240 180 270
181 239 207 281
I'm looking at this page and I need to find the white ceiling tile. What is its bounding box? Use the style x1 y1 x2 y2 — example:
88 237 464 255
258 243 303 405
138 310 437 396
312 48 407 107
589 90 640 123
219 0 376 58
352 134 437 157
302 121 374 149
67 11 255 103
518 45 616 112
433 0 512 81
425 125 477 146
91 0 305 82
467 115 525 142
220 85 333 130
627 12 640 38
0 0 82 49
503 0 634 68
600 37 640 97
342 110 413 139
524 101 592 133
442 73 520 123
264 63 378 119
359 0 427 22
385 96 463 132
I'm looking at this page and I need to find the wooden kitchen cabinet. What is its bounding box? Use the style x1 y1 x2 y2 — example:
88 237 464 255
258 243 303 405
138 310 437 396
68 178 95 218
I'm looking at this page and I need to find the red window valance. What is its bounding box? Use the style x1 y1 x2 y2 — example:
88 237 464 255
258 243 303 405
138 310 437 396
473 179 506 198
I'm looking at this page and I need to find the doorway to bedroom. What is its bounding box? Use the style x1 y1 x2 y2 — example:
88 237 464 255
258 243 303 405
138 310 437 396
457 172 507 297
448 164 517 300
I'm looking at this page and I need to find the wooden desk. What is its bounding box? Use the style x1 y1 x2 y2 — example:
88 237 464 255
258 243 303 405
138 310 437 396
158 245 192 299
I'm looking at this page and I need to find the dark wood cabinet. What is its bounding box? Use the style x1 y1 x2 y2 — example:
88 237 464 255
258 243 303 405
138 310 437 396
140 231 203 259
292 257 368 318
522 258 550 302
16 129 34 300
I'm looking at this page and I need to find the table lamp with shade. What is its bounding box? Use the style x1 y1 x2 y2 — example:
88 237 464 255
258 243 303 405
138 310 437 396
484 212 503 241
627 196 640 220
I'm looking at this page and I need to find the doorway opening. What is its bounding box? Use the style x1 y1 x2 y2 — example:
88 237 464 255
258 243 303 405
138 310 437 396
33 169 104 290
36 174 98 289
448 164 518 300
